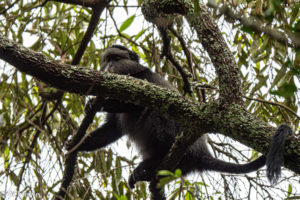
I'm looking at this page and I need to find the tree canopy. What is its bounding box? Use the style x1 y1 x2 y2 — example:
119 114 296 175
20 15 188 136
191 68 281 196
0 0 299 199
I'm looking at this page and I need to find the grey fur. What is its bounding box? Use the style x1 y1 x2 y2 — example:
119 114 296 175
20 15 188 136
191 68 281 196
56 45 291 199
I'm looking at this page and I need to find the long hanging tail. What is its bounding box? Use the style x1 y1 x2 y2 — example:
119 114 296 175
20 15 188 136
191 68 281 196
202 124 291 184
55 151 78 200
202 155 266 174
266 124 292 184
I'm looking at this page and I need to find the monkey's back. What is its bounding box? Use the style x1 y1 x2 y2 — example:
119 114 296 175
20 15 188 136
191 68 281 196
122 69 211 161
117 108 210 164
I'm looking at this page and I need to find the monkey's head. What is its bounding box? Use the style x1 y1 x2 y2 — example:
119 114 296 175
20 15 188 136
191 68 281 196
101 45 145 76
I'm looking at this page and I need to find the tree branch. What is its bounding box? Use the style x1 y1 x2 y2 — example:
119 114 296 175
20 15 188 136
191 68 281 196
142 0 242 104
49 0 104 7
207 2 300 49
71 0 111 65
0 33 299 181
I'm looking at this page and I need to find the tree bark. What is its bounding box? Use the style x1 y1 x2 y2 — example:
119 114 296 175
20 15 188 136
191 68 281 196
0 33 299 178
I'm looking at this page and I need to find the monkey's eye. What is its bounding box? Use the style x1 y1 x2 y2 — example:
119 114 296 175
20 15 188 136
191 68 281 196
105 55 123 62
113 55 122 61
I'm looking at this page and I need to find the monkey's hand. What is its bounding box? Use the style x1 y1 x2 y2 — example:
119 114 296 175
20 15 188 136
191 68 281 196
128 172 137 189
128 168 153 189
84 98 96 115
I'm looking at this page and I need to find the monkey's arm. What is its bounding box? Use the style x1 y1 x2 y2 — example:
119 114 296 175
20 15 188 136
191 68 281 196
85 98 142 114
76 114 123 151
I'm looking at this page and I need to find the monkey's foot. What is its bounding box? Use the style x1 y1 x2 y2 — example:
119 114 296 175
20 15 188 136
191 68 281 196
84 99 95 114
64 139 76 151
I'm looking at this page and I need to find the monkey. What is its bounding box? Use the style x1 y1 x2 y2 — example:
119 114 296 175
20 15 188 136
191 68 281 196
55 45 292 199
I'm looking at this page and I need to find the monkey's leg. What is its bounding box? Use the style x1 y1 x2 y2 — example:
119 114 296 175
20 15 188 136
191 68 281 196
128 158 162 189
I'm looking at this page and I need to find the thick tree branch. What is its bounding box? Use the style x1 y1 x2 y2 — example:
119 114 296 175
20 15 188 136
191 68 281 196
0 34 206 132
142 0 242 103
0 33 299 179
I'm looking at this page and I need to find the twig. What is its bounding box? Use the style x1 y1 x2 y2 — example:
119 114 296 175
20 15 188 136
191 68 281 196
243 95 300 119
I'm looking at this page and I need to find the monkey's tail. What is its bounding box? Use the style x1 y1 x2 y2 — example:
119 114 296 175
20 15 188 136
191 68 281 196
202 155 266 174
266 124 292 184
55 151 78 200
202 124 291 185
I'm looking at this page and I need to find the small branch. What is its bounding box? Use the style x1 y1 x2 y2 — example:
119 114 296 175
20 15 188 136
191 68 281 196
142 0 243 103
107 5 140 8
65 97 104 154
169 28 193 70
159 27 192 95
108 10 151 54
169 28 205 101
243 96 300 120
71 0 111 65
165 54 192 95
207 2 300 48
16 101 60 197
0 0 20 14
49 0 104 7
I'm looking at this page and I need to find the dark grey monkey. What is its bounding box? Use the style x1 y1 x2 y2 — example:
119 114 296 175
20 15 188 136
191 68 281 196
56 45 292 199
80 45 292 188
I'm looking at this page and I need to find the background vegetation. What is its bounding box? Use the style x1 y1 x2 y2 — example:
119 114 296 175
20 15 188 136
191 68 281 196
0 0 299 199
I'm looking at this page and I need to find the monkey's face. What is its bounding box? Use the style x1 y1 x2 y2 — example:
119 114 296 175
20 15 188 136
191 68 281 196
101 48 130 71
100 46 143 76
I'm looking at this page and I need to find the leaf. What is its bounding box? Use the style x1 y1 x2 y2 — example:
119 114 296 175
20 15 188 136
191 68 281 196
241 25 256 34
193 0 200 16
134 29 147 41
157 170 174 176
30 38 42 51
287 196 300 199
270 65 288 89
277 70 293 88
9 172 20 186
250 75 268 94
288 184 292 196
115 157 122 183
137 0 144 6
158 176 177 187
271 82 297 98
120 15 135 32
174 169 182 177
271 0 282 11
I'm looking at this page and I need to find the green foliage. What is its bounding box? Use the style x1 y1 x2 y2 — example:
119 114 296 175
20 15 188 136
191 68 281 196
0 0 299 199
193 0 201 16
120 15 136 32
